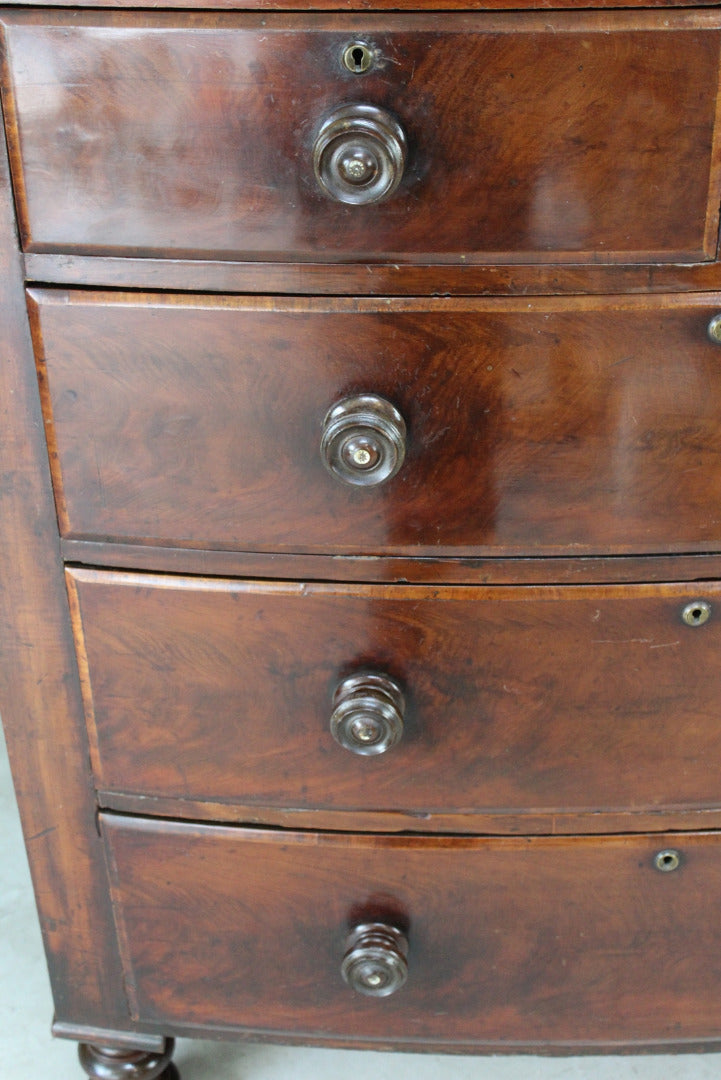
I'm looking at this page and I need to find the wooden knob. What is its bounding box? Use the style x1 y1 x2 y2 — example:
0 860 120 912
330 672 405 755
708 313 721 343
321 394 406 487
313 104 407 205
341 922 409 997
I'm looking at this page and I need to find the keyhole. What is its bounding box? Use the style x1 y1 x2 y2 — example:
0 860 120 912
654 849 681 873
681 599 711 627
342 42 374 74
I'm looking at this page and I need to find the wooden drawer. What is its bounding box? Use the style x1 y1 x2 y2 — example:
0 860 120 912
70 568 721 821
32 290 721 556
4 10 721 263
102 816 721 1048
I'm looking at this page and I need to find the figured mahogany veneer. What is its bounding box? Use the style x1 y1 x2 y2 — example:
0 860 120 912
69 568 721 822
0 87 133 1043
5 0 721 1069
29 289 721 556
103 816 721 1049
3 10 721 263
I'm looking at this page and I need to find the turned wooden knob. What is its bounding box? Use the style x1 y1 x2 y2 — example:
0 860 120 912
313 104 407 205
330 672 405 755
321 394 406 487
708 313 721 343
341 922 409 997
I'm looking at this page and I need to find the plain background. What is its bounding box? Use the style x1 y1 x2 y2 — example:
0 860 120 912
3 726 721 1080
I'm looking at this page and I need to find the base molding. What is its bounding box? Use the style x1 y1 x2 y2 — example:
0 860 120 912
53 1023 167 1054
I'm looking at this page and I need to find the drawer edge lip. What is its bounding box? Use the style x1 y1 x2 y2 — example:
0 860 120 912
97 795 721 837
50 1023 166 1053
98 809 721 844
3 0 721 10
4 1 721 11
87 1018 721 1056
23 252 721 296
61 540 721 586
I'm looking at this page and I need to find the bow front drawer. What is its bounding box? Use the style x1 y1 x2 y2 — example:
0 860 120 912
69 568 721 822
30 289 721 556
4 9 721 263
102 816 721 1048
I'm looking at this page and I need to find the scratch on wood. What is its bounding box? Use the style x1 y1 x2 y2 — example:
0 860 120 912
27 825 58 843
592 638 653 645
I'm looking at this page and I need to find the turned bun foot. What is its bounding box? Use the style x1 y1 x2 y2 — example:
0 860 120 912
78 1038 179 1080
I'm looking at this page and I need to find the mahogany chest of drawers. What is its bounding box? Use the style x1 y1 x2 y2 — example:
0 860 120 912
4 1 721 1076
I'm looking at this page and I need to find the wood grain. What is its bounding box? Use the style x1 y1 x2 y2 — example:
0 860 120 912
28 290 721 556
22 252 721 297
4 10 721 262
60 540 721 587
4 0 721 1061
0 114 130 1030
96 790 721 838
68 568 721 818
2 0 718 10
103 816 721 1048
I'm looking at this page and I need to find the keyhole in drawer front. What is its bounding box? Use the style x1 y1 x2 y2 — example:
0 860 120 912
342 42 374 74
654 849 681 873
681 600 711 627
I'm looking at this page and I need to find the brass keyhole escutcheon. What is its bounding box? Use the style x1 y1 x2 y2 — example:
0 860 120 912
342 41 374 74
681 600 711 627
654 849 681 873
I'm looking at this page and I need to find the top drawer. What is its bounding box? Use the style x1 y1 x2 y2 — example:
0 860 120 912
2 10 721 264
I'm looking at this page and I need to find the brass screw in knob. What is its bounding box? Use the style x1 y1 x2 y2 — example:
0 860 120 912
340 148 377 185
708 314 721 344
320 394 406 487
341 922 409 997
312 103 407 205
330 672 405 756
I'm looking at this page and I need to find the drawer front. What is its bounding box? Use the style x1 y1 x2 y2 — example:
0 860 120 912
4 10 721 263
32 290 721 556
103 817 721 1046
70 568 721 818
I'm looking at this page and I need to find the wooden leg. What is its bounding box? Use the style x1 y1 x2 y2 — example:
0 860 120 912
78 1037 179 1079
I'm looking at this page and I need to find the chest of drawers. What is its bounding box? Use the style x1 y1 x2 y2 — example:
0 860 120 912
4 1 721 1077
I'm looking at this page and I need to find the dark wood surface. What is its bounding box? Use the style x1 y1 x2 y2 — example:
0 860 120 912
4 11 721 263
103 815 721 1048
0 117 131 1030
78 1039 178 1080
68 568 721 819
52 1025 167 1053
22 252 721 297
1 0 718 9
60 541 721 586
97 789 721 838
29 289 721 556
5 0 721 1060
